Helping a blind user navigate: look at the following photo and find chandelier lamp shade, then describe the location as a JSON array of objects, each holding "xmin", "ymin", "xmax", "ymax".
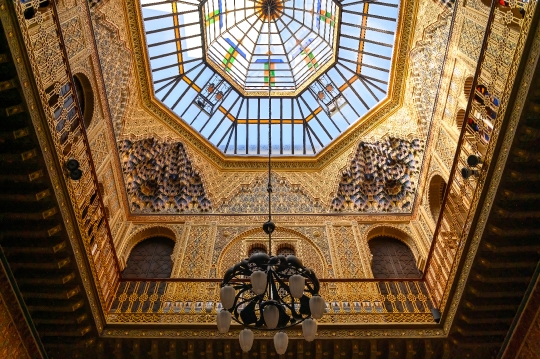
[{"xmin": 216, "ymin": 5, "xmax": 324, "ymax": 353}]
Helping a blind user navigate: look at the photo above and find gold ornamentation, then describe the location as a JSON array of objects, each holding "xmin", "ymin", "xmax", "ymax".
[{"xmin": 332, "ymin": 137, "xmax": 423, "ymax": 213}]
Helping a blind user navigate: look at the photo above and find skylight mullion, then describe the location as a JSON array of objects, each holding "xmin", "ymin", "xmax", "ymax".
[
  {"xmin": 246, "ymin": 100, "xmax": 249, "ymax": 154},
  {"xmin": 304, "ymin": 90, "xmax": 341, "ymax": 132},
  {"xmin": 158, "ymin": 77, "xmax": 182, "ymax": 102},
  {"xmin": 144, "ymin": 8, "xmax": 198, "ymax": 21},
  {"xmin": 291, "ymin": 98, "xmax": 294, "ymax": 155},
  {"xmin": 294, "ymin": 98, "xmax": 310, "ymax": 154},
  {"xmin": 334, "ymin": 63, "xmax": 370, "ymax": 110},
  {"xmin": 341, "ymin": 23, "xmax": 395, "ymax": 35},
  {"xmin": 279, "ymin": 99, "xmax": 283, "ymax": 154},
  {"xmin": 339, "ymin": 46, "xmax": 392, "ymax": 61},
  {"xmin": 141, "ymin": 0, "xmax": 199, "ymax": 8},
  {"xmin": 149, "ymin": 45, "xmax": 203, "ymax": 61},
  {"xmin": 151, "ymin": 57, "xmax": 201, "ymax": 72},
  {"xmin": 342, "ymin": 9, "xmax": 396, "ymax": 22},
  {"xmin": 341, "ymin": 0, "xmax": 398, "ymax": 8},
  {"xmin": 340, "ymin": 34, "xmax": 393, "ymax": 48},
  {"xmin": 338, "ymin": 56, "xmax": 389, "ymax": 73},
  {"xmin": 176, "ymin": 66, "xmax": 210, "ymax": 114},
  {"xmin": 148, "ymin": 33, "xmax": 200, "ymax": 48},
  {"xmin": 146, "ymin": 21, "xmax": 201, "ymax": 35},
  {"xmin": 325, "ymin": 72, "xmax": 360, "ymax": 122},
  {"xmin": 360, "ymin": 75, "xmax": 387, "ymax": 94},
  {"xmin": 298, "ymin": 95, "xmax": 330, "ymax": 143}
]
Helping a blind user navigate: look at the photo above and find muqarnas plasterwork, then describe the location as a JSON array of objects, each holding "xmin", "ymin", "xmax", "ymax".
[
  {"xmin": 331, "ymin": 137, "xmax": 423, "ymax": 212},
  {"xmin": 118, "ymin": 139, "xmax": 211, "ymax": 213}
]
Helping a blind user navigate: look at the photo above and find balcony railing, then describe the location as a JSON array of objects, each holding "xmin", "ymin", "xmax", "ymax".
[{"xmin": 109, "ymin": 280, "xmax": 433, "ymax": 324}]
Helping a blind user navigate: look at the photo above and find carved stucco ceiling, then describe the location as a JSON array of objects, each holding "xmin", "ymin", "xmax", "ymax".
[{"xmin": 90, "ymin": 0, "xmax": 452, "ymax": 216}]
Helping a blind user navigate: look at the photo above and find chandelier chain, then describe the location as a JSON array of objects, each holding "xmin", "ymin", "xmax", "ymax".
[{"xmin": 267, "ymin": 4, "xmax": 272, "ymax": 256}]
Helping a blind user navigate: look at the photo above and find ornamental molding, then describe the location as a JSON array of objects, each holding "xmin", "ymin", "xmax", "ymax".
[{"xmin": 120, "ymin": 0, "xmax": 418, "ymax": 170}]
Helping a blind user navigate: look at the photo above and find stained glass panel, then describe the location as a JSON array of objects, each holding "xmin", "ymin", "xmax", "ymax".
[{"xmin": 140, "ymin": 0, "xmax": 400, "ymax": 155}]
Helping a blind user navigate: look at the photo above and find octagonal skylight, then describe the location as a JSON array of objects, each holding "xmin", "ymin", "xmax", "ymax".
[
  {"xmin": 203, "ymin": 0, "xmax": 339, "ymax": 94},
  {"xmin": 140, "ymin": 0, "xmax": 400, "ymax": 155}
]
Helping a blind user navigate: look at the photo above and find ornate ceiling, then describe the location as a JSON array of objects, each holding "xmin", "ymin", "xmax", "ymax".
[
  {"xmin": 138, "ymin": 0, "xmax": 400, "ymax": 155},
  {"xmin": 86, "ymin": 0, "xmax": 457, "ymax": 216}
]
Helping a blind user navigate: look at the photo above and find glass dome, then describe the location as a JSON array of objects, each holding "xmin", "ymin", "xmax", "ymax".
[
  {"xmin": 140, "ymin": 0, "xmax": 400, "ymax": 155},
  {"xmin": 203, "ymin": 0, "xmax": 339, "ymax": 94}
]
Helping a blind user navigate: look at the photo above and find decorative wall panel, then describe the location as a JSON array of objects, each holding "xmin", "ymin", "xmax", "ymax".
[
  {"xmin": 217, "ymin": 227, "xmax": 326, "ymax": 279},
  {"xmin": 330, "ymin": 225, "xmax": 365, "ymax": 277},
  {"xmin": 217, "ymin": 174, "xmax": 323, "ymax": 214},
  {"xmin": 435, "ymin": 127, "xmax": 456, "ymax": 170},
  {"xmin": 410, "ymin": 11, "xmax": 452, "ymax": 131},
  {"xmin": 175, "ymin": 225, "xmax": 216, "ymax": 278},
  {"xmin": 62, "ymin": 16, "xmax": 85, "ymax": 59},
  {"xmin": 118, "ymin": 139, "xmax": 211, "ymax": 213},
  {"xmin": 331, "ymin": 137, "xmax": 423, "ymax": 212},
  {"xmin": 89, "ymin": 131, "xmax": 108, "ymax": 171},
  {"xmin": 92, "ymin": 12, "xmax": 131, "ymax": 134},
  {"xmin": 458, "ymin": 17, "xmax": 485, "ymax": 61}
]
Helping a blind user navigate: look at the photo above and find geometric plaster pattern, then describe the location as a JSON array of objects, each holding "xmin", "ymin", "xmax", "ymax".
[
  {"xmin": 216, "ymin": 173, "xmax": 324, "ymax": 214},
  {"xmin": 93, "ymin": 12, "xmax": 131, "ymax": 134},
  {"xmin": 410, "ymin": 11, "xmax": 452, "ymax": 132}
]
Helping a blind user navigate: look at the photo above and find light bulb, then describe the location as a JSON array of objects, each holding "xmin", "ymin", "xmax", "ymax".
[
  {"xmin": 250, "ymin": 271, "xmax": 267, "ymax": 295},
  {"xmin": 216, "ymin": 310, "xmax": 231, "ymax": 334},
  {"xmin": 289, "ymin": 274, "xmax": 305, "ymax": 299},
  {"xmin": 273, "ymin": 332, "xmax": 289, "ymax": 355},
  {"xmin": 302, "ymin": 318, "xmax": 317, "ymax": 342},
  {"xmin": 263, "ymin": 303, "xmax": 279, "ymax": 329},
  {"xmin": 309, "ymin": 295, "xmax": 325, "ymax": 320},
  {"xmin": 220, "ymin": 286, "xmax": 235, "ymax": 310},
  {"xmin": 239, "ymin": 329, "xmax": 254, "ymax": 352}
]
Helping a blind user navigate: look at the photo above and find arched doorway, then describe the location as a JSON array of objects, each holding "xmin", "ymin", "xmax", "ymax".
[
  {"xmin": 369, "ymin": 236, "xmax": 421, "ymax": 278},
  {"xmin": 122, "ymin": 237, "xmax": 175, "ymax": 278}
]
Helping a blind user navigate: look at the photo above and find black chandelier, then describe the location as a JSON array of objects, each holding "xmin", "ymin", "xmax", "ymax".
[{"xmin": 216, "ymin": 3, "xmax": 325, "ymax": 354}]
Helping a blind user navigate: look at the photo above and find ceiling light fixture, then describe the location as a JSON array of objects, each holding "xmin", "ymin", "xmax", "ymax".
[{"xmin": 217, "ymin": 4, "xmax": 325, "ymax": 354}]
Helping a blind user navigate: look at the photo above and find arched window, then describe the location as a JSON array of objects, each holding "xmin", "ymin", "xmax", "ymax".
[
  {"xmin": 276, "ymin": 245, "xmax": 295, "ymax": 257},
  {"xmin": 369, "ymin": 237, "xmax": 421, "ymax": 279},
  {"xmin": 455, "ymin": 108, "xmax": 465, "ymax": 130},
  {"xmin": 463, "ymin": 76, "xmax": 473, "ymax": 98},
  {"xmin": 248, "ymin": 245, "xmax": 267, "ymax": 257},
  {"xmin": 122, "ymin": 237, "xmax": 174, "ymax": 278},
  {"xmin": 73, "ymin": 73, "xmax": 94, "ymax": 128},
  {"xmin": 428, "ymin": 175, "xmax": 447, "ymax": 223}
]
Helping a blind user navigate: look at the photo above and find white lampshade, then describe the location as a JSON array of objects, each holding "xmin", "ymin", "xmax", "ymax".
[
  {"xmin": 309, "ymin": 295, "xmax": 325, "ymax": 320},
  {"xmin": 216, "ymin": 310, "xmax": 231, "ymax": 333},
  {"xmin": 289, "ymin": 274, "xmax": 305, "ymax": 299},
  {"xmin": 263, "ymin": 304, "xmax": 279, "ymax": 329},
  {"xmin": 239, "ymin": 329, "xmax": 254, "ymax": 352},
  {"xmin": 220, "ymin": 286, "xmax": 235, "ymax": 310},
  {"xmin": 273, "ymin": 332, "xmax": 289, "ymax": 355},
  {"xmin": 250, "ymin": 271, "xmax": 267, "ymax": 295},
  {"xmin": 302, "ymin": 318, "xmax": 317, "ymax": 342}
]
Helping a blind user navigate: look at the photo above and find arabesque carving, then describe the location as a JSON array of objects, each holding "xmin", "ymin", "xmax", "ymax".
[
  {"xmin": 118, "ymin": 139, "xmax": 211, "ymax": 213},
  {"xmin": 217, "ymin": 173, "xmax": 324, "ymax": 214},
  {"xmin": 331, "ymin": 137, "xmax": 423, "ymax": 212},
  {"xmin": 410, "ymin": 11, "xmax": 453, "ymax": 132}
]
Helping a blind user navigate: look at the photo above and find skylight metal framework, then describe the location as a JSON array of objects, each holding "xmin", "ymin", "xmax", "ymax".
[
  {"xmin": 203, "ymin": 0, "xmax": 339, "ymax": 94},
  {"xmin": 141, "ymin": 0, "xmax": 399, "ymax": 155}
]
